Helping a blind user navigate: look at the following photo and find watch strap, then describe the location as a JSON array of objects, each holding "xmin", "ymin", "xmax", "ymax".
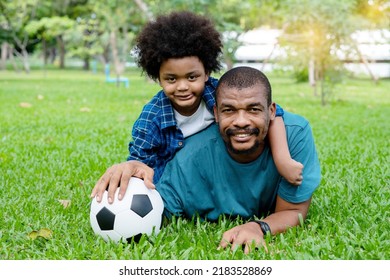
[{"xmin": 251, "ymin": 220, "xmax": 272, "ymax": 236}]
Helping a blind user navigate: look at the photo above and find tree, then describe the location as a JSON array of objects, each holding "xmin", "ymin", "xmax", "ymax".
[
  {"xmin": 25, "ymin": 16, "xmax": 75, "ymax": 69},
  {"xmin": 66, "ymin": 15, "xmax": 104, "ymax": 70},
  {"xmin": 0, "ymin": 0, "xmax": 41, "ymax": 73},
  {"xmin": 90, "ymin": 0, "xmax": 146, "ymax": 83},
  {"xmin": 279, "ymin": 1, "xmax": 347, "ymax": 100},
  {"xmin": 278, "ymin": 0, "xmax": 389, "ymax": 105}
]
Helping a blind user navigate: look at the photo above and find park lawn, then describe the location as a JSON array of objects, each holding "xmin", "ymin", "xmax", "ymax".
[{"xmin": 0, "ymin": 68, "xmax": 388, "ymax": 260}]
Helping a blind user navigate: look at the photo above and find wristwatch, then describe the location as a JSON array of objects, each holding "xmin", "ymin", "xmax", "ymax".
[{"xmin": 251, "ymin": 220, "xmax": 272, "ymax": 236}]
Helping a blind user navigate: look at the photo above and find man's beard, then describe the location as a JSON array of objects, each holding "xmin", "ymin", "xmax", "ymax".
[
  {"xmin": 226, "ymin": 139, "xmax": 261, "ymax": 155},
  {"xmin": 225, "ymin": 127, "xmax": 261, "ymax": 155}
]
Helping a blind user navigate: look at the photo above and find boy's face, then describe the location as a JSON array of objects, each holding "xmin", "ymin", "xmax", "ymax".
[{"xmin": 159, "ymin": 56, "xmax": 208, "ymax": 116}]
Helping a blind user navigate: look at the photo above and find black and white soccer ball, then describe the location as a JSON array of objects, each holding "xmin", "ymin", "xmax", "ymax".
[{"xmin": 90, "ymin": 177, "xmax": 164, "ymax": 243}]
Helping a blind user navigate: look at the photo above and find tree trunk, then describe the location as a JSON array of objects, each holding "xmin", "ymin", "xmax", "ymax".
[
  {"xmin": 109, "ymin": 30, "xmax": 125, "ymax": 86},
  {"xmin": 353, "ymin": 42, "xmax": 378, "ymax": 84},
  {"xmin": 0, "ymin": 42, "xmax": 8, "ymax": 70},
  {"xmin": 133, "ymin": 0, "xmax": 154, "ymax": 20},
  {"xmin": 21, "ymin": 48, "xmax": 30, "ymax": 73},
  {"xmin": 57, "ymin": 35, "xmax": 65, "ymax": 69},
  {"xmin": 309, "ymin": 58, "xmax": 317, "ymax": 96},
  {"xmin": 320, "ymin": 77, "xmax": 325, "ymax": 106},
  {"xmin": 83, "ymin": 57, "xmax": 90, "ymax": 70},
  {"xmin": 9, "ymin": 46, "xmax": 19, "ymax": 72},
  {"xmin": 50, "ymin": 47, "xmax": 56, "ymax": 64},
  {"xmin": 42, "ymin": 39, "xmax": 48, "ymax": 65}
]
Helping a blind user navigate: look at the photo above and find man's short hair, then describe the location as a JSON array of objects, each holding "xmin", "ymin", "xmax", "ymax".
[{"xmin": 216, "ymin": 66, "xmax": 272, "ymax": 106}]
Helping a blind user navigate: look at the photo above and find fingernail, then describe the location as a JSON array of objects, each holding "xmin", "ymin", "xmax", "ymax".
[
  {"xmin": 108, "ymin": 197, "xmax": 113, "ymax": 204},
  {"xmin": 118, "ymin": 194, "xmax": 122, "ymax": 200}
]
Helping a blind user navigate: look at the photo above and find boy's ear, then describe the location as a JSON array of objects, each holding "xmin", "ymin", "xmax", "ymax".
[
  {"xmin": 269, "ymin": 102, "xmax": 276, "ymax": 121},
  {"xmin": 213, "ymin": 105, "xmax": 218, "ymax": 122}
]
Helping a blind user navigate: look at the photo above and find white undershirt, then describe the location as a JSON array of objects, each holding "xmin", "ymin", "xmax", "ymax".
[{"xmin": 174, "ymin": 100, "xmax": 215, "ymax": 138}]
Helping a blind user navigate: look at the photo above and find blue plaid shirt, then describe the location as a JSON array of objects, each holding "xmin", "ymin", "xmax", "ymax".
[{"xmin": 127, "ymin": 76, "xmax": 284, "ymax": 183}]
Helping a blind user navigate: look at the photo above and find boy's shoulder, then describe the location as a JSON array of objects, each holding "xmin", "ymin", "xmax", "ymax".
[
  {"xmin": 136, "ymin": 90, "xmax": 176, "ymax": 128},
  {"xmin": 207, "ymin": 76, "xmax": 219, "ymax": 87},
  {"xmin": 142, "ymin": 90, "xmax": 170, "ymax": 111}
]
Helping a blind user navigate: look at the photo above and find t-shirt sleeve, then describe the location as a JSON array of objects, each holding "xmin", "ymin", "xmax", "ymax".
[{"xmin": 275, "ymin": 103, "xmax": 284, "ymax": 117}]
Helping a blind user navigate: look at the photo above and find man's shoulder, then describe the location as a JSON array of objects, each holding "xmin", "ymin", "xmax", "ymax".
[
  {"xmin": 173, "ymin": 123, "xmax": 219, "ymax": 159},
  {"xmin": 283, "ymin": 111, "xmax": 310, "ymax": 129},
  {"xmin": 185, "ymin": 123, "xmax": 219, "ymax": 144}
]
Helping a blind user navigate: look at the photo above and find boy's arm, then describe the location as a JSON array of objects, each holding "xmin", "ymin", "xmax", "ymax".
[
  {"xmin": 268, "ymin": 116, "xmax": 304, "ymax": 186},
  {"xmin": 90, "ymin": 160, "xmax": 155, "ymax": 204},
  {"xmin": 91, "ymin": 122, "xmax": 160, "ymax": 203}
]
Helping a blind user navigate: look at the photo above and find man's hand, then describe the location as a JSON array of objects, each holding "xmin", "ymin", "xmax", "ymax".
[
  {"xmin": 218, "ymin": 222, "xmax": 268, "ymax": 254},
  {"xmin": 90, "ymin": 160, "xmax": 155, "ymax": 204}
]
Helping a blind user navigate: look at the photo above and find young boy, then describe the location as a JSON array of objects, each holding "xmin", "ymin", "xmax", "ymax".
[{"xmin": 91, "ymin": 11, "xmax": 303, "ymax": 203}]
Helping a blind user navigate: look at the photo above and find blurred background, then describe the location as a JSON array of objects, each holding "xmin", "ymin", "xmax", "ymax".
[{"xmin": 1, "ymin": 0, "xmax": 389, "ymax": 101}]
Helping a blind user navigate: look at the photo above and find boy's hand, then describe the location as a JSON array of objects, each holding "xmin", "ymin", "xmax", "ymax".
[
  {"xmin": 90, "ymin": 160, "xmax": 155, "ymax": 204},
  {"xmin": 280, "ymin": 159, "xmax": 304, "ymax": 186}
]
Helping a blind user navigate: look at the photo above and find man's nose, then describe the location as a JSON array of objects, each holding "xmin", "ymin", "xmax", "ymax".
[{"xmin": 233, "ymin": 110, "xmax": 250, "ymax": 127}]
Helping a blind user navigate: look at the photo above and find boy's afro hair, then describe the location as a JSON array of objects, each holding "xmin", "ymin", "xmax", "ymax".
[{"xmin": 134, "ymin": 11, "xmax": 223, "ymax": 81}]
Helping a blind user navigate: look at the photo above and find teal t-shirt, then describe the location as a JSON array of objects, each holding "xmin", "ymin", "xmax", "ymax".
[{"xmin": 157, "ymin": 112, "xmax": 321, "ymax": 221}]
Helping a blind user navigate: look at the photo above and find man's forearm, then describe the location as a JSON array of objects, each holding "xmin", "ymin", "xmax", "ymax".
[{"xmin": 261, "ymin": 197, "xmax": 311, "ymax": 235}]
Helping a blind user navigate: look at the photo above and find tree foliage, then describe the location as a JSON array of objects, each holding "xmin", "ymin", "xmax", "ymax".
[
  {"xmin": 0, "ymin": 0, "xmax": 388, "ymax": 100},
  {"xmin": 277, "ymin": 0, "xmax": 389, "ymax": 104}
]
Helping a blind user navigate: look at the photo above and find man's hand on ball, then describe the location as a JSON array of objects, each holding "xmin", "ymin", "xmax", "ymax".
[{"xmin": 90, "ymin": 160, "xmax": 155, "ymax": 204}]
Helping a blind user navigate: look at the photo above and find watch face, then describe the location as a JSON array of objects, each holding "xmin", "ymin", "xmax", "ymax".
[
  {"xmin": 259, "ymin": 221, "xmax": 271, "ymax": 235},
  {"xmin": 251, "ymin": 220, "xmax": 270, "ymax": 235}
]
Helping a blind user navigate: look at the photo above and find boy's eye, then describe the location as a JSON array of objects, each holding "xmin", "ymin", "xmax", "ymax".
[
  {"xmin": 166, "ymin": 77, "xmax": 176, "ymax": 83},
  {"xmin": 188, "ymin": 75, "xmax": 197, "ymax": 81}
]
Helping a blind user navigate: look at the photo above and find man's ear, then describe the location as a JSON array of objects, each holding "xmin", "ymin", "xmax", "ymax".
[{"xmin": 213, "ymin": 105, "xmax": 219, "ymax": 123}]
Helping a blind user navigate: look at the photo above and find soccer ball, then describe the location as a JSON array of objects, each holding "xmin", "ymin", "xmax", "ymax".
[{"xmin": 90, "ymin": 177, "xmax": 164, "ymax": 243}]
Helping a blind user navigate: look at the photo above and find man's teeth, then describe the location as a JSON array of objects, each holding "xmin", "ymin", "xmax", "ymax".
[{"xmin": 236, "ymin": 134, "xmax": 250, "ymax": 137}]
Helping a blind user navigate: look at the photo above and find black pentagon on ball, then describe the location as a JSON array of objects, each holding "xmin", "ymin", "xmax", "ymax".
[
  {"xmin": 130, "ymin": 194, "xmax": 153, "ymax": 218},
  {"xmin": 96, "ymin": 206, "xmax": 115, "ymax": 230},
  {"xmin": 126, "ymin": 233, "xmax": 143, "ymax": 244}
]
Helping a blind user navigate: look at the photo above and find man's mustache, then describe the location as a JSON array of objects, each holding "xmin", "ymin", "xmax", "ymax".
[{"xmin": 226, "ymin": 127, "xmax": 260, "ymax": 136}]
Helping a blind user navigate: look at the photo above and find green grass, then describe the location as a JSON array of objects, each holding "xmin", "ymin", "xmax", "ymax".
[{"xmin": 0, "ymin": 68, "xmax": 389, "ymax": 260}]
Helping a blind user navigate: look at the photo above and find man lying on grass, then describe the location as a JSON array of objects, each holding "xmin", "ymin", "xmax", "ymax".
[
  {"xmin": 156, "ymin": 66, "xmax": 321, "ymax": 253},
  {"xmin": 92, "ymin": 66, "xmax": 321, "ymax": 253}
]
